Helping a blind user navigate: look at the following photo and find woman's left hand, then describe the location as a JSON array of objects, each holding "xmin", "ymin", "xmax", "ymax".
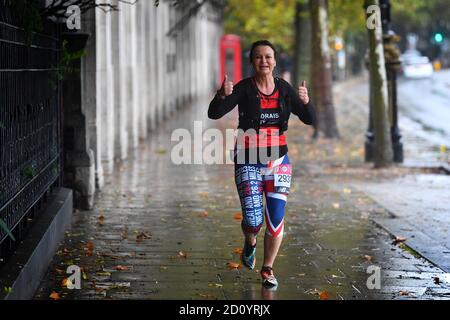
[{"xmin": 298, "ymin": 80, "xmax": 310, "ymax": 105}]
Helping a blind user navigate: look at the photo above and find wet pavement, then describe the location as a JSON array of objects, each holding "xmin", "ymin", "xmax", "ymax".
[
  {"xmin": 352, "ymin": 174, "xmax": 450, "ymax": 273},
  {"xmin": 34, "ymin": 89, "xmax": 450, "ymax": 300}
]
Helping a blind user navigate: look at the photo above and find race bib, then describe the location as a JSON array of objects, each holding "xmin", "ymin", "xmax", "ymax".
[{"xmin": 273, "ymin": 164, "xmax": 292, "ymax": 194}]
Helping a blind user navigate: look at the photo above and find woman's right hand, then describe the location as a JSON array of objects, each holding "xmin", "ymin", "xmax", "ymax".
[{"xmin": 218, "ymin": 74, "xmax": 234, "ymax": 98}]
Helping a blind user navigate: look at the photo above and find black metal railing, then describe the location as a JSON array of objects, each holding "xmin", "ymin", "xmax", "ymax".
[{"xmin": 0, "ymin": 2, "xmax": 62, "ymax": 262}]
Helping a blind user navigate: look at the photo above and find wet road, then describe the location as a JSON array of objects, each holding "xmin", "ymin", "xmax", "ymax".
[{"xmin": 398, "ymin": 70, "xmax": 450, "ymax": 145}]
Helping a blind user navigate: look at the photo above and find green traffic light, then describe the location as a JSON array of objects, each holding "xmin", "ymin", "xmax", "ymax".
[{"xmin": 434, "ymin": 33, "xmax": 443, "ymax": 43}]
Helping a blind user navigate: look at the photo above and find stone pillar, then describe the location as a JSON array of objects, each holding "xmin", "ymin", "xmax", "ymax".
[
  {"xmin": 200, "ymin": 7, "xmax": 207, "ymax": 95},
  {"xmin": 162, "ymin": 3, "xmax": 167, "ymax": 119},
  {"xmin": 157, "ymin": 4, "xmax": 164, "ymax": 123},
  {"xmin": 167, "ymin": 5, "xmax": 175, "ymax": 116},
  {"xmin": 81, "ymin": 9, "xmax": 104, "ymax": 190},
  {"xmin": 175, "ymin": 7, "xmax": 182, "ymax": 109},
  {"xmin": 193, "ymin": 16, "xmax": 199, "ymax": 100},
  {"xmin": 130, "ymin": 4, "xmax": 139, "ymax": 149},
  {"xmin": 62, "ymin": 32, "xmax": 95, "ymax": 210},
  {"xmin": 147, "ymin": 3, "xmax": 156, "ymax": 132},
  {"xmin": 96, "ymin": 5, "xmax": 115, "ymax": 178},
  {"xmin": 111, "ymin": 1, "xmax": 122, "ymax": 161},
  {"xmin": 186, "ymin": 16, "xmax": 192, "ymax": 101},
  {"xmin": 105, "ymin": 6, "xmax": 115, "ymax": 174},
  {"xmin": 138, "ymin": 0, "xmax": 148, "ymax": 139},
  {"xmin": 117, "ymin": 1, "xmax": 129, "ymax": 160},
  {"xmin": 176, "ymin": 7, "xmax": 183, "ymax": 108},
  {"xmin": 187, "ymin": 17, "xmax": 193, "ymax": 102}
]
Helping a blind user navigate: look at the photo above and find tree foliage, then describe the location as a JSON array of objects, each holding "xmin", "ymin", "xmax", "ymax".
[
  {"xmin": 224, "ymin": 0, "xmax": 296, "ymax": 52},
  {"xmin": 328, "ymin": 0, "xmax": 366, "ymax": 37}
]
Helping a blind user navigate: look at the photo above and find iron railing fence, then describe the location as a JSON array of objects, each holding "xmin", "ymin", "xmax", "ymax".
[{"xmin": 0, "ymin": 1, "xmax": 62, "ymax": 262}]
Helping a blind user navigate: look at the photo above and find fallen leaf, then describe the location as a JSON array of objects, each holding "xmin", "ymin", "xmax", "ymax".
[
  {"xmin": 115, "ymin": 265, "xmax": 130, "ymax": 271},
  {"xmin": 178, "ymin": 251, "xmax": 187, "ymax": 258},
  {"xmin": 233, "ymin": 213, "xmax": 243, "ymax": 221},
  {"xmin": 233, "ymin": 248, "xmax": 243, "ymax": 255},
  {"xmin": 155, "ymin": 149, "xmax": 167, "ymax": 155},
  {"xmin": 136, "ymin": 231, "xmax": 152, "ymax": 242},
  {"xmin": 198, "ymin": 191, "xmax": 209, "ymax": 197},
  {"xmin": 97, "ymin": 215, "xmax": 105, "ymax": 225},
  {"xmin": 319, "ymin": 291, "xmax": 330, "ymax": 300},
  {"xmin": 96, "ymin": 272, "xmax": 112, "ymax": 277},
  {"xmin": 160, "ymin": 266, "xmax": 168, "ymax": 271},
  {"xmin": 61, "ymin": 278, "xmax": 71, "ymax": 288},
  {"xmin": 198, "ymin": 211, "xmax": 209, "ymax": 218},
  {"xmin": 399, "ymin": 290, "xmax": 409, "ymax": 296},
  {"xmin": 298, "ymin": 273, "xmax": 306, "ymax": 277},
  {"xmin": 49, "ymin": 291, "xmax": 60, "ymax": 300},
  {"xmin": 343, "ymin": 188, "xmax": 352, "ymax": 194},
  {"xmin": 227, "ymin": 262, "xmax": 241, "ymax": 269},
  {"xmin": 83, "ymin": 241, "xmax": 94, "ymax": 256},
  {"xmin": 82, "ymin": 272, "xmax": 88, "ymax": 280},
  {"xmin": 208, "ymin": 283, "xmax": 223, "ymax": 288},
  {"xmin": 392, "ymin": 236, "xmax": 407, "ymax": 245},
  {"xmin": 364, "ymin": 255, "xmax": 373, "ymax": 262}
]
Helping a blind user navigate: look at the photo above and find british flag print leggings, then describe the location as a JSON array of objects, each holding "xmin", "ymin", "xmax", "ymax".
[{"xmin": 235, "ymin": 154, "xmax": 292, "ymax": 238}]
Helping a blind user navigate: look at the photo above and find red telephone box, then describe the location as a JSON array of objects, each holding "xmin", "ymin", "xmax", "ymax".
[{"xmin": 220, "ymin": 34, "xmax": 242, "ymax": 86}]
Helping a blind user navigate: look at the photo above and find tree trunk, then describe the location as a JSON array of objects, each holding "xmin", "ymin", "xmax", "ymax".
[
  {"xmin": 292, "ymin": 0, "xmax": 311, "ymax": 88},
  {"xmin": 365, "ymin": 0, "xmax": 393, "ymax": 168},
  {"xmin": 310, "ymin": 0, "xmax": 339, "ymax": 138}
]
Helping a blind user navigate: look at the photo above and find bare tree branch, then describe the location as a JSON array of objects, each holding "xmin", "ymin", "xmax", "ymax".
[{"xmin": 39, "ymin": 0, "xmax": 138, "ymax": 19}]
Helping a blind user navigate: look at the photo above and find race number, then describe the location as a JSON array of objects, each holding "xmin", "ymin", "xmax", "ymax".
[{"xmin": 273, "ymin": 164, "xmax": 292, "ymax": 194}]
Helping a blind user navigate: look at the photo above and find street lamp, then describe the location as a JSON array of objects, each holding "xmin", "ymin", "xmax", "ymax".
[{"xmin": 365, "ymin": 0, "xmax": 403, "ymax": 163}]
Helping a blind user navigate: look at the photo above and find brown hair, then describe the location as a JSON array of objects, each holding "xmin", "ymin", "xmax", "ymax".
[{"xmin": 249, "ymin": 40, "xmax": 278, "ymax": 63}]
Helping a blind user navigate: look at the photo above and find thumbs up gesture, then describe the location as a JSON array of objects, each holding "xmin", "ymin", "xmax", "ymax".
[
  {"xmin": 218, "ymin": 74, "xmax": 234, "ymax": 98},
  {"xmin": 298, "ymin": 80, "xmax": 310, "ymax": 105}
]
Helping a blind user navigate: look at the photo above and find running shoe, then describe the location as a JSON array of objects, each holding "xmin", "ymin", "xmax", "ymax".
[
  {"xmin": 260, "ymin": 266, "xmax": 278, "ymax": 287},
  {"xmin": 241, "ymin": 239, "xmax": 257, "ymax": 270}
]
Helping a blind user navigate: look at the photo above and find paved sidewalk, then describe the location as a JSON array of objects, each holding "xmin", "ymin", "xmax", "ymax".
[
  {"xmin": 34, "ymin": 91, "xmax": 450, "ymax": 300},
  {"xmin": 333, "ymin": 75, "xmax": 450, "ymax": 281}
]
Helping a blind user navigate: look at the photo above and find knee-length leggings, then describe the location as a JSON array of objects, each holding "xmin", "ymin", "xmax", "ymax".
[{"xmin": 235, "ymin": 154, "xmax": 291, "ymax": 238}]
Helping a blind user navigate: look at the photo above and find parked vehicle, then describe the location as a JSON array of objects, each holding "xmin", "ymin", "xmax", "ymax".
[{"xmin": 400, "ymin": 53, "xmax": 434, "ymax": 79}]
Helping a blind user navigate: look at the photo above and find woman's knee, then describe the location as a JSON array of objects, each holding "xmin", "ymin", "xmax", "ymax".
[
  {"xmin": 242, "ymin": 220, "xmax": 263, "ymax": 235},
  {"xmin": 265, "ymin": 221, "xmax": 284, "ymax": 238}
]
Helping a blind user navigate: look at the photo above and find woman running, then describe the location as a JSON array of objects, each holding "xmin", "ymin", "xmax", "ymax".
[{"xmin": 208, "ymin": 40, "xmax": 315, "ymax": 287}]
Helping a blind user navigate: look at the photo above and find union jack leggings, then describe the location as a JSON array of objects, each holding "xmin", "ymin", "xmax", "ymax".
[{"xmin": 234, "ymin": 154, "xmax": 292, "ymax": 238}]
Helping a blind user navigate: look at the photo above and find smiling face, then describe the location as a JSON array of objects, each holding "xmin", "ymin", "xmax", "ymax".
[{"xmin": 251, "ymin": 45, "xmax": 277, "ymax": 77}]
